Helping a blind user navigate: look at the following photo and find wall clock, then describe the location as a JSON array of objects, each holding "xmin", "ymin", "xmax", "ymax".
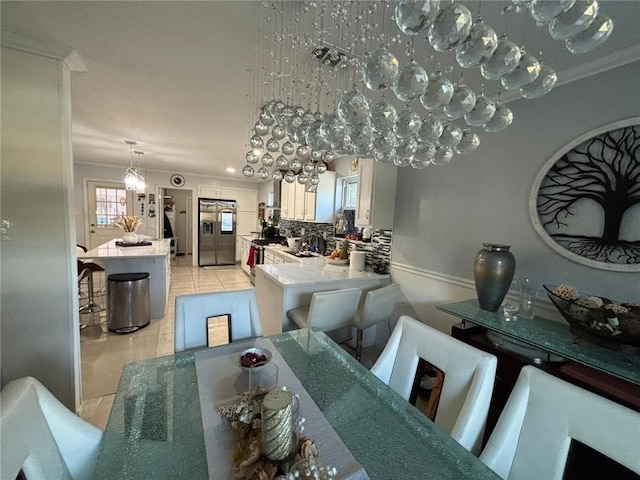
[{"xmin": 170, "ymin": 174, "xmax": 185, "ymax": 188}]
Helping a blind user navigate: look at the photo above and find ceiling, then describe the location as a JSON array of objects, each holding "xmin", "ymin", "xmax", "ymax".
[{"xmin": 2, "ymin": 1, "xmax": 639, "ymax": 180}]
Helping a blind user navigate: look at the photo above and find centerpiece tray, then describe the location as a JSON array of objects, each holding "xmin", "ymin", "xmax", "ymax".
[{"xmin": 116, "ymin": 240, "xmax": 152, "ymax": 247}]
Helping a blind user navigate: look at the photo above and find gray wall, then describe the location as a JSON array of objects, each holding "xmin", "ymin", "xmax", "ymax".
[
  {"xmin": 392, "ymin": 61, "xmax": 640, "ymax": 328},
  {"xmin": 1, "ymin": 46, "xmax": 79, "ymax": 409}
]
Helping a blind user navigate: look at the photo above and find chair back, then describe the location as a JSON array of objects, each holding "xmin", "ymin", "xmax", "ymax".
[
  {"xmin": 353, "ymin": 283, "xmax": 402, "ymax": 330},
  {"xmin": 174, "ymin": 288, "xmax": 263, "ymax": 352},
  {"xmin": 0, "ymin": 377, "xmax": 102, "ymax": 480},
  {"xmin": 480, "ymin": 365, "xmax": 640, "ymax": 479},
  {"xmin": 371, "ymin": 315, "xmax": 497, "ymax": 454},
  {"xmin": 307, "ymin": 288, "xmax": 363, "ymax": 332}
]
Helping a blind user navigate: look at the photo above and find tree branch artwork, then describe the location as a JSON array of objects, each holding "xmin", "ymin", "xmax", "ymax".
[{"xmin": 536, "ymin": 124, "xmax": 640, "ymax": 267}]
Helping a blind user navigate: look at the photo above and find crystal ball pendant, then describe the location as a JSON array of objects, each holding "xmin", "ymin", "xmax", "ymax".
[
  {"xmin": 393, "ymin": 60, "xmax": 428, "ymax": 102},
  {"xmin": 362, "ymin": 48, "xmax": 399, "ymax": 91}
]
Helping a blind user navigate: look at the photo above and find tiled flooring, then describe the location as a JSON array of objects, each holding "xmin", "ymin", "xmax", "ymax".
[{"xmin": 78, "ymin": 255, "xmax": 252, "ymax": 429}]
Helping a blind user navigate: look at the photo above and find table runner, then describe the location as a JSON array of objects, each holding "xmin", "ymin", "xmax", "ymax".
[{"xmin": 195, "ymin": 337, "xmax": 369, "ymax": 480}]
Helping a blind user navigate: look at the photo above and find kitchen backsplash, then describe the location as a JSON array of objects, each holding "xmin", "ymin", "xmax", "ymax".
[{"xmin": 279, "ymin": 219, "xmax": 392, "ymax": 273}]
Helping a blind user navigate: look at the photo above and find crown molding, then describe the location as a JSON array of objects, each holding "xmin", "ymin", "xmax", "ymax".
[{"xmin": 1, "ymin": 31, "xmax": 87, "ymax": 72}]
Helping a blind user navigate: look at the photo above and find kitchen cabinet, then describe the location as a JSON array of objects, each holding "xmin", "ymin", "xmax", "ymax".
[
  {"xmin": 355, "ymin": 158, "xmax": 397, "ymax": 229},
  {"xmin": 284, "ymin": 172, "xmax": 336, "ymax": 223},
  {"xmin": 239, "ymin": 237, "xmax": 252, "ymax": 275}
]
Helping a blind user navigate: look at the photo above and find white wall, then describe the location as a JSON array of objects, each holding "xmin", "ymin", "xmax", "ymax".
[
  {"xmin": 391, "ymin": 60, "xmax": 640, "ymax": 332},
  {"xmin": 73, "ymin": 163, "xmax": 258, "ymax": 246},
  {"xmin": 1, "ymin": 46, "xmax": 79, "ymax": 409}
]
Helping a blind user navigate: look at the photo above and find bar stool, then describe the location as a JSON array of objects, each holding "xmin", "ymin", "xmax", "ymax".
[
  {"xmin": 352, "ymin": 283, "xmax": 402, "ymax": 362},
  {"xmin": 76, "ymin": 245, "xmax": 105, "ymax": 315},
  {"xmin": 286, "ymin": 288, "xmax": 363, "ymax": 332}
]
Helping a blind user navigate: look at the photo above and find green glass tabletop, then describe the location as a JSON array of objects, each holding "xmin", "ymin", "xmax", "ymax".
[
  {"xmin": 437, "ymin": 300, "xmax": 640, "ymax": 386},
  {"xmin": 92, "ymin": 330, "xmax": 500, "ymax": 479}
]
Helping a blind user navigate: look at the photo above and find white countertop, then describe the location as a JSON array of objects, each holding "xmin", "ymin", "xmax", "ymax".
[
  {"xmin": 78, "ymin": 238, "xmax": 171, "ymax": 260},
  {"xmin": 257, "ymin": 262, "xmax": 389, "ymax": 286}
]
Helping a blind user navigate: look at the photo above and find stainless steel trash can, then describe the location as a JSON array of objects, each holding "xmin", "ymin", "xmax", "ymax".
[{"xmin": 107, "ymin": 273, "xmax": 150, "ymax": 333}]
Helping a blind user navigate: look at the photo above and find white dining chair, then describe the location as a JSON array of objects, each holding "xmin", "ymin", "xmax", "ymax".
[
  {"xmin": 480, "ymin": 365, "xmax": 640, "ymax": 479},
  {"xmin": 371, "ymin": 315, "xmax": 497, "ymax": 455},
  {"xmin": 0, "ymin": 376, "xmax": 103, "ymax": 480},
  {"xmin": 286, "ymin": 287, "xmax": 363, "ymax": 332},
  {"xmin": 174, "ymin": 288, "xmax": 263, "ymax": 352},
  {"xmin": 352, "ymin": 283, "xmax": 402, "ymax": 362}
]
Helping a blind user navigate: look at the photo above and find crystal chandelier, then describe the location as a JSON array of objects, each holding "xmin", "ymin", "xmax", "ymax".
[
  {"xmin": 124, "ymin": 140, "xmax": 145, "ymax": 192},
  {"xmin": 241, "ymin": 0, "xmax": 614, "ymax": 176}
]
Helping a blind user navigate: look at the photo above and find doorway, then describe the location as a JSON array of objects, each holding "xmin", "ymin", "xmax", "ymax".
[
  {"xmin": 161, "ymin": 188, "xmax": 193, "ymax": 256},
  {"xmin": 86, "ymin": 181, "xmax": 134, "ymax": 249}
]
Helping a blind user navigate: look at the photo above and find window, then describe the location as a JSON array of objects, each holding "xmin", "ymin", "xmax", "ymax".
[
  {"xmin": 95, "ymin": 186, "xmax": 128, "ymax": 226},
  {"xmin": 343, "ymin": 177, "xmax": 358, "ymax": 209}
]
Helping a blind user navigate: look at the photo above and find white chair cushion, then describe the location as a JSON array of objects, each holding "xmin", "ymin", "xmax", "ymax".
[
  {"xmin": 0, "ymin": 377, "xmax": 102, "ymax": 480},
  {"xmin": 353, "ymin": 283, "xmax": 402, "ymax": 330},
  {"xmin": 480, "ymin": 365, "xmax": 640, "ymax": 479},
  {"xmin": 286, "ymin": 288, "xmax": 362, "ymax": 332},
  {"xmin": 174, "ymin": 288, "xmax": 263, "ymax": 352},
  {"xmin": 371, "ymin": 315, "xmax": 497, "ymax": 454}
]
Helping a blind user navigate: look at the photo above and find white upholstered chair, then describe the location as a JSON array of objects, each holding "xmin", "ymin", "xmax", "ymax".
[
  {"xmin": 480, "ymin": 365, "xmax": 640, "ymax": 479},
  {"xmin": 0, "ymin": 377, "xmax": 103, "ymax": 480},
  {"xmin": 174, "ymin": 288, "xmax": 263, "ymax": 352},
  {"xmin": 352, "ymin": 283, "xmax": 402, "ymax": 362},
  {"xmin": 371, "ymin": 315, "xmax": 497, "ymax": 455},
  {"xmin": 286, "ymin": 288, "xmax": 363, "ymax": 332}
]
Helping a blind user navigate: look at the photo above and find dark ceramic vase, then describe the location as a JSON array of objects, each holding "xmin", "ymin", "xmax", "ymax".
[{"xmin": 474, "ymin": 243, "xmax": 516, "ymax": 312}]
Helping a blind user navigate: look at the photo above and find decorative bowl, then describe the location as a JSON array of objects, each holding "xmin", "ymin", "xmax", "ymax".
[
  {"xmin": 238, "ymin": 347, "xmax": 272, "ymax": 372},
  {"xmin": 544, "ymin": 284, "xmax": 640, "ymax": 347}
]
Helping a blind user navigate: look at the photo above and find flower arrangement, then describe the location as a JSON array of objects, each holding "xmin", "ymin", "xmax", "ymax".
[{"xmin": 113, "ymin": 215, "xmax": 141, "ymax": 233}]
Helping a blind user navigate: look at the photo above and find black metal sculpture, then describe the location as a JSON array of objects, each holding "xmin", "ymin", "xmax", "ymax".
[{"xmin": 536, "ymin": 124, "xmax": 640, "ymax": 267}]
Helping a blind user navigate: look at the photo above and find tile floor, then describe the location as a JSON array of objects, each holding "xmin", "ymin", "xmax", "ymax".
[{"xmin": 78, "ymin": 255, "xmax": 252, "ymax": 429}]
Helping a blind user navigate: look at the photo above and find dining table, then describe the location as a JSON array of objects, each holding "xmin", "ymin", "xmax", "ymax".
[{"xmin": 91, "ymin": 329, "xmax": 501, "ymax": 479}]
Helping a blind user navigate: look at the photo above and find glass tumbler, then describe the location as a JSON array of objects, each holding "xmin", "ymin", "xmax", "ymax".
[{"xmin": 518, "ymin": 278, "xmax": 539, "ymax": 320}]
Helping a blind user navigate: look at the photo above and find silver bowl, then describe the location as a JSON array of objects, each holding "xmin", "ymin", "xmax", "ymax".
[{"xmin": 238, "ymin": 347, "xmax": 272, "ymax": 372}]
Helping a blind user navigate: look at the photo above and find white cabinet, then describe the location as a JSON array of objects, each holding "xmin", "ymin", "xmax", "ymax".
[
  {"xmin": 239, "ymin": 237, "xmax": 252, "ymax": 274},
  {"xmin": 282, "ymin": 172, "xmax": 336, "ymax": 223},
  {"xmin": 355, "ymin": 158, "xmax": 397, "ymax": 229},
  {"xmin": 264, "ymin": 250, "xmax": 276, "ymax": 264}
]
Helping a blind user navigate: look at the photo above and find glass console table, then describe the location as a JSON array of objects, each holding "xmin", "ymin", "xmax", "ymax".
[{"xmin": 92, "ymin": 330, "xmax": 500, "ymax": 479}]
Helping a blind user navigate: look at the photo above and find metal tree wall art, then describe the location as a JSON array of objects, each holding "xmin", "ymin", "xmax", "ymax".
[{"xmin": 531, "ymin": 120, "xmax": 640, "ymax": 272}]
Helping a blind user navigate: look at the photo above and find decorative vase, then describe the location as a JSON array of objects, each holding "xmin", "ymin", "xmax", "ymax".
[
  {"xmin": 122, "ymin": 232, "xmax": 138, "ymax": 244},
  {"xmin": 473, "ymin": 243, "xmax": 516, "ymax": 312}
]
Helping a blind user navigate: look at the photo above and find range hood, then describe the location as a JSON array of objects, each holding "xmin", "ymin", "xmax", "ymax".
[{"xmin": 266, "ymin": 180, "xmax": 282, "ymax": 208}]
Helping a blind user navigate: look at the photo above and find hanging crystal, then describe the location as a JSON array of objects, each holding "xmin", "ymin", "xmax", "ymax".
[
  {"xmin": 413, "ymin": 141, "xmax": 437, "ymax": 165},
  {"xmin": 548, "ymin": 0, "xmax": 598, "ymax": 40},
  {"xmin": 259, "ymin": 110, "xmax": 275, "ymax": 127},
  {"xmin": 483, "ymin": 103, "xmax": 513, "ymax": 132},
  {"xmin": 455, "ymin": 20, "xmax": 498, "ymax": 68},
  {"xmin": 480, "ymin": 39, "xmax": 521, "ymax": 80},
  {"xmin": 455, "ymin": 129, "xmax": 480, "ymax": 153},
  {"xmin": 394, "ymin": 109, "xmax": 423, "ymax": 138},
  {"xmin": 245, "ymin": 150, "xmax": 260, "ymax": 164},
  {"xmin": 289, "ymin": 158, "xmax": 302, "ymax": 170},
  {"xmin": 393, "ymin": 59, "xmax": 428, "ymax": 102},
  {"xmin": 337, "ymin": 90, "xmax": 371, "ymax": 126},
  {"xmin": 417, "ymin": 114, "xmax": 443, "ymax": 143},
  {"xmin": 306, "ymin": 121, "xmax": 330, "ymax": 151},
  {"xmin": 316, "ymin": 161, "xmax": 328, "ymax": 174},
  {"xmin": 410, "ymin": 157, "xmax": 430, "ymax": 169},
  {"xmin": 284, "ymin": 170, "xmax": 296, "ymax": 183},
  {"xmin": 322, "ymin": 152, "xmax": 334, "ymax": 163},
  {"xmin": 271, "ymin": 169, "xmax": 283, "ymax": 181},
  {"xmin": 349, "ymin": 123, "xmax": 375, "ymax": 153},
  {"xmin": 420, "ymin": 71, "xmax": 454, "ymax": 110},
  {"xmin": 276, "ymin": 155, "xmax": 289, "ymax": 169},
  {"xmin": 444, "ymin": 81, "xmax": 476, "ymax": 119},
  {"xmin": 256, "ymin": 167, "xmax": 270, "ymax": 180},
  {"xmin": 395, "ymin": 0, "xmax": 441, "ymax": 35},
  {"xmin": 565, "ymin": 14, "xmax": 613, "ymax": 54},
  {"xmin": 464, "ymin": 94, "xmax": 496, "ymax": 126},
  {"xmin": 310, "ymin": 150, "xmax": 323, "ymax": 161},
  {"xmin": 266, "ymin": 138, "xmax": 280, "ymax": 152},
  {"xmin": 320, "ymin": 113, "xmax": 348, "ymax": 144},
  {"xmin": 501, "ymin": 53, "xmax": 541, "ymax": 90},
  {"xmin": 362, "ymin": 48, "xmax": 399, "ymax": 90},
  {"xmin": 530, "ymin": 0, "xmax": 576, "ymax": 24},
  {"xmin": 262, "ymin": 153, "xmax": 274, "ymax": 167},
  {"xmin": 242, "ymin": 164, "xmax": 255, "ymax": 178},
  {"xmin": 250, "ymin": 134, "xmax": 264, "ymax": 149},
  {"xmin": 303, "ymin": 161, "xmax": 315, "ymax": 174},
  {"xmin": 373, "ymin": 149, "xmax": 394, "ymax": 164},
  {"xmin": 297, "ymin": 173, "xmax": 308, "ymax": 184},
  {"xmin": 271, "ymin": 124, "xmax": 286, "ymax": 140},
  {"xmin": 282, "ymin": 141, "xmax": 295, "ymax": 156},
  {"xmin": 254, "ymin": 121, "xmax": 269, "ymax": 136},
  {"xmin": 295, "ymin": 145, "xmax": 310, "ymax": 160},
  {"xmin": 370, "ymin": 99, "xmax": 397, "ymax": 132},
  {"xmin": 427, "ymin": 3, "xmax": 473, "ymax": 52},
  {"xmin": 438, "ymin": 123, "xmax": 463, "ymax": 148},
  {"xmin": 519, "ymin": 65, "xmax": 557, "ymax": 98},
  {"xmin": 393, "ymin": 157, "xmax": 412, "ymax": 168},
  {"xmin": 394, "ymin": 136, "xmax": 418, "ymax": 159},
  {"xmin": 431, "ymin": 146, "xmax": 454, "ymax": 165},
  {"xmin": 374, "ymin": 130, "xmax": 398, "ymax": 153}
]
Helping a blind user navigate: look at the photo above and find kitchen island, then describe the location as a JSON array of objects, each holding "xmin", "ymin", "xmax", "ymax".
[
  {"xmin": 255, "ymin": 262, "xmax": 390, "ymax": 334},
  {"xmin": 78, "ymin": 239, "xmax": 171, "ymax": 319}
]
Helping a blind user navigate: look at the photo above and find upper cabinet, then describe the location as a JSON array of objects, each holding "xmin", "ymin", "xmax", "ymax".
[
  {"xmin": 199, "ymin": 186, "xmax": 258, "ymax": 235},
  {"xmin": 355, "ymin": 158, "xmax": 397, "ymax": 229},
  {"xmin": 281, "ymin": 172, "xmax": 336, "ymax": 223}
]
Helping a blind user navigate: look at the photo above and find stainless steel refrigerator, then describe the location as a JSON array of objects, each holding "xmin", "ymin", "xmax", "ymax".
[{"xmin": 198, "ymin": 198, "xmax": 237, "ymax": 266}]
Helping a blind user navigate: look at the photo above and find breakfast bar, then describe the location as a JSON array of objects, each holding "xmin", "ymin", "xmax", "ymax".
[
  {"xmin": 78, "ymin": 239, "xmax": 171, "ymax": 319},
  {"xmin": 255, "ymin": 263, "xmax": 390, "ymax": 335}
]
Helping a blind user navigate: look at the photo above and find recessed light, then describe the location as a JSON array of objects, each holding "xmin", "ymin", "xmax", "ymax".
[{"xmin": 226, "ymin": 167, "xmax": 236, "ymax": 173}]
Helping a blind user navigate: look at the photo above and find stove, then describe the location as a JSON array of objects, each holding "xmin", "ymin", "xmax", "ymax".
[
  {"xmin": 249, "ymin": 236, "xmax": 286, "ymax": 284},
  {"xmin": 251, "ymin": 236, "xmax": 286, "ymax": 246}
]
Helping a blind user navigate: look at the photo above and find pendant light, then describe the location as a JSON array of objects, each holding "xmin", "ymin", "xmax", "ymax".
[{"xmin": 124, "ymin": 139, "xmax": 145, "ymax": 192}]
